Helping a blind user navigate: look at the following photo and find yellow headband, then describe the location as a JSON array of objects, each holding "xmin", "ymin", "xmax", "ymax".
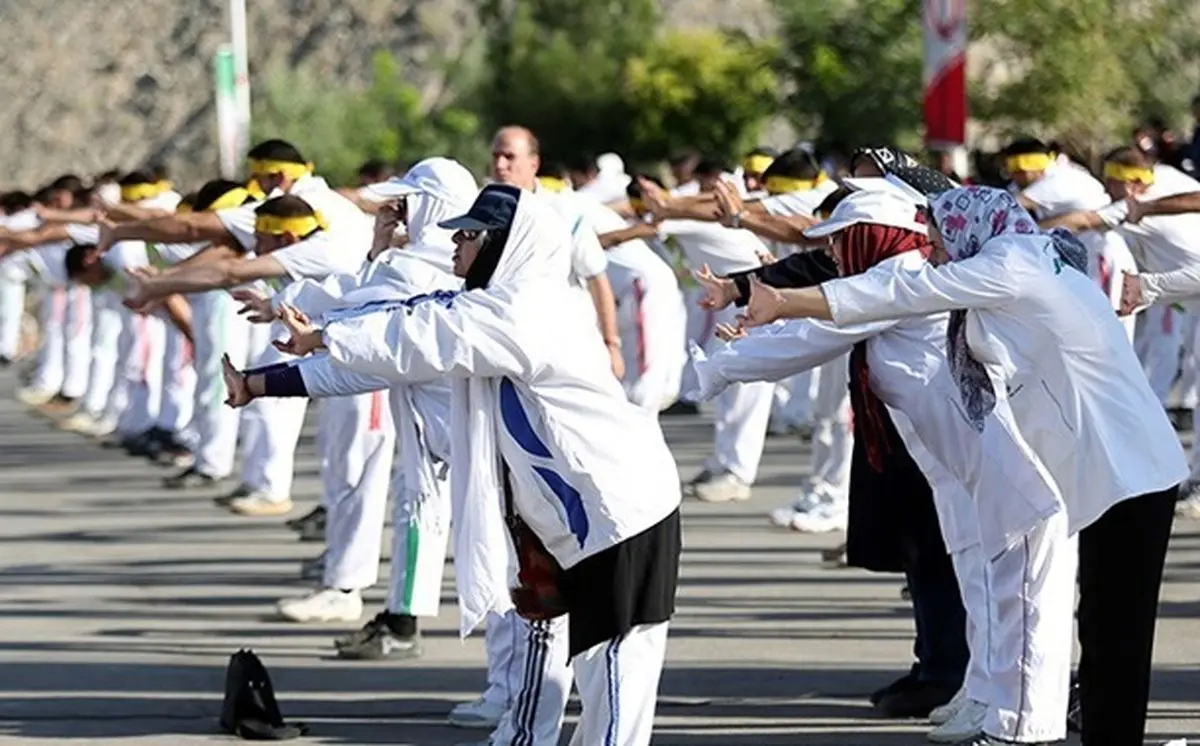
[
  {"xmin": 254, "ymin": 211, "xmax": 329, "ymax": 237},
  {"xmin": 743, "ymin": 154, "xmax": 775, "ymax": 175},
  {"xmin": 1103, "ymin": 162, "xmax": 1155, "ymax": 185},
  {"xmin": 248, "ymin": 158, "xmax": 314, "ymax": 181},
  {"xmin": 765, "ymin": 172, "xmax": 828, "ymax": 195},
  {"xmin": 176, "ymin": 203, "xmax": 193, "ymax": 214},
  {"xmin": 245, "ymin": 179, "xmax": 267, "ymax": 200},
  {"xmin": 537, "ymin": 176, "xmax": 569, "ymax": 193},
  {"xmin": 120, "ymin": 181, "xmax": 171, "ymax": 203},
  {"xmin": 628, "ymin": 197, "xmax": 647, "ymax": 213},
  {"xmin": 1004, "ymin": 153, "xmax": 1053, "ymax": 174},
  {"xmin": 206, "ymin": 187, "xmax": 252, "ymax": 212}
]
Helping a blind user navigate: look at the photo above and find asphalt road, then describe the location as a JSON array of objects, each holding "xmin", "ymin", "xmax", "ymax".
[{"xmin": 0, "ymin": 370, "xmax": 1197, "ymax": 745}]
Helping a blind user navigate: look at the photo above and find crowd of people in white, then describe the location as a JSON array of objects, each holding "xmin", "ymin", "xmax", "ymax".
[{"xmin": 1, "ymin": 128, "xmax": 1197, "ymax": 746}]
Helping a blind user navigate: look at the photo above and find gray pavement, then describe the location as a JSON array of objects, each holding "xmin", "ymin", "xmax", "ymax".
[{"xmin": 0, "ymin": 369, "xmax": 1197, "ymax": 745}]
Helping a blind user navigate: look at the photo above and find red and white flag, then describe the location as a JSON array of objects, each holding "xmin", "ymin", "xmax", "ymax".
[{"xmin": 923, "ymin": 0, "xmax": 967, "ymax": 148}]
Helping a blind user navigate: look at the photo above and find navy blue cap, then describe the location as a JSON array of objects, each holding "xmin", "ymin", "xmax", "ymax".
[{"xmin": 438, "ymin": 183, "xmax": 521, "ymax": 231}]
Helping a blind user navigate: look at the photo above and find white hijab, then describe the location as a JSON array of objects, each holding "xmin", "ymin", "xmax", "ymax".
[
  {"xmin": 399, "ymin": 158, "xmax": 479, "ymax": 275},
  {"xmin": 451, "ymin": 189, "xmax": 575, "ymax": 637}
]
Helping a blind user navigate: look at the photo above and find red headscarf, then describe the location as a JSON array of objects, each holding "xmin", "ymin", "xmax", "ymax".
[{"xmin": 838, "ymin": 223, "xmax": 932, "ymax": 472}]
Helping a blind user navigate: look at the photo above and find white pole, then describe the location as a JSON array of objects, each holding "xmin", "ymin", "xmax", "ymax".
[
  {"xmin": 213, "ymin": 45, "xmax": 239, "ymax": 180},
  {"xmin": 229, "ymin": 0, "xmax": 251, "ymax": 168}
]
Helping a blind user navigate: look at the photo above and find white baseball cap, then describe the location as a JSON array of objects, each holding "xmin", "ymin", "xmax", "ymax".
[
  {"xmin": 363, "ymin": 157, "xmax": 478, "ymax": 203},
  {"xmin": 803, "ymin": 187, "xmax": 928, "ymax": 239}
]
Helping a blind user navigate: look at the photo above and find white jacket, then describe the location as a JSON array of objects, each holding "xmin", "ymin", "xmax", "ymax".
[
  {"xmin": 824, "ymin": 234, "xmax": 1188, "ymax": 535},
  {"xmin": 693, "ymin": 251, "xmax": 1063, "ymax": 557},
  {"xmin": 320, "ymin": 190, "xmax": 682, "ymax": 635}
]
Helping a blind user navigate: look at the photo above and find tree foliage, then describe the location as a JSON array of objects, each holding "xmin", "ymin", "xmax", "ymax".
[
  {"xmin": 623, "ymin": 30, "xmax": 779, "ymax": 162},
  {"xmin": 252, "ymin": 51, "xmax": 487, "ymax": 185},
  {"xmin": 773, "ymin": 0, "xmax": 924, "ymax": 152}
]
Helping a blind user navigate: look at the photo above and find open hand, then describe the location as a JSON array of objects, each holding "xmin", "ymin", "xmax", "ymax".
[
  {"xmin": 1119, "ymin": 272, "xmax": 1145, "ymax": 316},
  {"xmin": 273, "ymin": 304, "xmax": 324, "ymax": 356},
  {"xmin": 738, "ymin": 275, "xmax": 786, "ymax": 329},
  {"xmin": 693, "ymin": 263, "xmax": 737, "ymax": 311},
  {"xmin": 635, "ymin": 176, "xmax": 671, "ymax": 216},
  {"xmin": 222, "ymin": 354, "xmax": 252, "ymax": 408},
  {"xmin": 370, "ymin": 200, "xmax": 405, "ymax": 260},
  {"xmin": 1124, "ymin": 197, "xmax": 1148, "ymax": 225},
  {"xmin": 94, "ymin": 216, "xmax": 118, "ymax": 255},
  {"xmin": 714, "ymin": 321, "xmax": 746, "ymax": 341},
  {"xmin": 231, "ymin": 287, "xmax": 276, "ymax": 324}
]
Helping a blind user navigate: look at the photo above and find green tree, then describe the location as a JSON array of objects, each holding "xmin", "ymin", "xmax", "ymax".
[
  {"xmin": 252, "ymin": 51, "xmax": 487, "ymax": 185},
  {"xmin": 774, "ymin": 0, "xmax": 924, "ymax": 152},
  {"xmin": 622, "ymin": 30, "xmax": 780, "ymax": 161},
  {"xmin": 469, "ymin": 0, "xmax": 659, "ymax": 161},
  {"xmin": 972, "ymin": 0, "xmax": 1200, "ymax": 153}
]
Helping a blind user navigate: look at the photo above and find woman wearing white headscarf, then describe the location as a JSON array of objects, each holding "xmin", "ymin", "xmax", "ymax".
[
  {"xmin": 228, "ymin": 158, "xmax": 478, "ymax": 653},
  {"xmin": 225, "ymin": 184, "xmax": 682, "ymax": 746},
  {"xmin": 739, "ymin": 185, "xmax": 1185, "ymax": 746}
]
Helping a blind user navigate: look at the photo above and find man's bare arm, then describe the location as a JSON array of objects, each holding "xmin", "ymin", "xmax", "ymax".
[
  {"xmin": 734, "ymin": 212, "xmax": 818, "ymax": 245},
  {"xmin": 105, "ymin": 212, "xmax": 237, "ymax": 252},
  {"xmin": 138, "ymin": 255, "xmax": 286, "ymax": 299},
  {"xmin": 1039, "ymin": 210, "xmax": 1107, "ymax": 233},
  {"xmin": 0, "ymin": 224, "xmax": 72, "ymax": 253},
  {"xmin": 160, "ymin": 294, "xmax": 195, "ymax": 343},
  {"xmin": 597, "ymin": 222, "xmax": 658, "ymax": 249},
  {"xmin": 1130, "ymin": 191, "xmax": 1200, "ymax": 220}
]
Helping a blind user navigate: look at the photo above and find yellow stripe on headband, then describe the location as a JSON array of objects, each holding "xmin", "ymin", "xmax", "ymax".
[
  {"xmin": 254, "ymin": 211, "xmax": 329, "ymax": 236},
  {"xmin": 1103, "ymin": 162, "xmax": 1155, "ymax": 185},
  {"xmin": 764, "ymin": 172, "xmax": 828, "ymax": 195},
  {"xmin": 120, "ymin": 181, "xmax": 172, "ymax": 203},
  {"xmin": 628, "ymin": 198, "xmax": 647, "ymax": 213},
  {"xmin": 245, "ymin": 179, "xmax": 267, "ymax": 200},
  {"xmin": 248, "ymin": 158, "xmax": 315, "ymax": 181},
  {"xmin": 537, "ymin": 176, "xmax": 569, "ymax": 193},
  {"xmin": 207, "ymin": 187, "xmax": 252, "ymax": 212},
  {"xmin": 176, "ymin": 203, "xmax": 193, "ymax": 215},
  {"xmin": 743, "ymin": 154, "xmax": 775, "ymax": 175},
  {"xmin": 1004, "ymin": 153, "xmax": 1053, "ymax": 174}
]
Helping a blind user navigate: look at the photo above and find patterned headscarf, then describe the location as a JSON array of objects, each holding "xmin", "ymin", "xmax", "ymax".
[{"xmin": 927, "ymin": 186, "xmax": 1088, "ymax": 431}]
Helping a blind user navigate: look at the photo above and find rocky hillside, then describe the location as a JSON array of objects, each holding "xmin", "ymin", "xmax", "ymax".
[{"xmin": 0, "ymin": 0, "xmax": 775, "ymax": 190}]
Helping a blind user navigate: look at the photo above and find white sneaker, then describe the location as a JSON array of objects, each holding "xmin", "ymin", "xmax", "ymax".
[
  {"xmin": 929, "ymin": 685, "xmax": 967, "ymax": 725},
  {"xmin": 927, "ymin": 698, "xmax": 985, "ymax": 742},
  {"xmin": 693, "ymin": 472, "xmax": 752, "ymax": 503},
  {"xmin": 276, "ymin": 588, "xmax": 363, "ymax": 623},
  {"xmin": 228, "ymin": 493, "xmax": 295, "ymax": 517},
  {"xmin": 16, "ymin": 386, "xmax": 55, "ymax": 407},
  {"xmin": 1177, "ymin": 483, "xmax": 1200, "ymax": 519},
  {"xmin": 769, "ymin": 491, "xmax": 821, "ymax": 527},
  {"xmin": 60, "ymin": 412, "xmax": 117, "ymax": 437},
  {"xmin": 789, "ymin": 501, "xmax": 848, "ymax": 533},
  {"xmin": 448, "ymin": 696, "xmax": 507, "ymax": 729}
]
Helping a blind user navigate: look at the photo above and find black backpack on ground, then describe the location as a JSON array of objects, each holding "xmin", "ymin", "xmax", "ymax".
[{"xmin": 219, "ymin": 649, "xmax": 308, "ymax": 740}]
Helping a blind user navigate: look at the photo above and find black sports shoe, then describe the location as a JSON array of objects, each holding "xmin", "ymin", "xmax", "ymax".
[
  {"xmin": 1066, "ymin": 676, "xmax": 1081, "ymax": 733},
  {"xmin": 286, "ymin": 506, "xmax": 327, "ymax": 542},
  {"xmin": 870, "ymin": 668, "xmax": 918, "ymax": 706},
  {"xmin": 335, "ymin": 612, "xmax": 422, "ymax": 660},
  {"xmin": 875, "ymin": 679, "xmax": 957, "ymax": 718},
  {"xmin": 164, "ymin": 466, "xmax": 222, "ymax": 490}
]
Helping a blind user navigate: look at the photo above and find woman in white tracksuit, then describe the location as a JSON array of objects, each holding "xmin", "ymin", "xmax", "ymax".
[
  {"xmin": 691, "ymin": 188, "xmax": 1069, "ymax": 744},
  {"xmin": 225, "ymin": 183, "xmax": 683, "ymax": 746},
  {"xmin": 746, "ymin": 185, "xmax": 1185, "ymax": 746}
]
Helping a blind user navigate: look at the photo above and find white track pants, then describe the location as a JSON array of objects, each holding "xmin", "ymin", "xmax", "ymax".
[
  {"xmin": 703, "ymin": 306, "xmax": 774, "ymax": 484},
  {"xmin": 238, "ymin": 321, "xmax": 307, "ymax": 497},
  {"xmin": 61, "ymin": 286, "xmax": 92, "ymax": 399},
  {"xmin": 320, "ymin": 391, "xmax": 394, "ymax": 590},
  {"xmin": 81, "ymin": 291, "xmax": 123, "ymax": 418},
  {"xmin": 803, "ymin": 357, "xmax": 852, "ymax": 501},
  {"xmin": 1135, "ymin": 305, "xmax": 1183, "ymax": 406},
  {"xmin": 0, "ymin": 259, "xmax": 26, "ymax": 360},
  {"xmin": 488, "ymin": 613, "xmax": 573, "ymax": 746},
  {"xmin": 109, "ymin": 310, "xmax": 165, "ymax": 436},
  {"xmin": 566, "ymin": 623, "xmax": 669, "ymax": 746},
  {"xmin": 31, "ymin": 286, "xmax": 67, "ymax": 393},
  {"xmin": 190, "ymin": 292, "xmax": 251, "ymax": 478},
  {"xmin": 982, "ymin": 511, "xmax": 1075, "ymax": 743},
  {"xmin": 156, "ymin": 326, "xmax": 195, "ymax": 435},
  {"xmin": 951, "ymin": 543, "xmax": 991, "ymax": 706},
  {"xmin": 386, "ymin": 472, "xmax": 451, "ymax": 617}
]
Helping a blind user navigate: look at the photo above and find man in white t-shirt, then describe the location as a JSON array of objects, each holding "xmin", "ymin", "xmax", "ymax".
[{"xmin": 598, "ymin": 170, "xmax": 777, "ymax": 504}]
